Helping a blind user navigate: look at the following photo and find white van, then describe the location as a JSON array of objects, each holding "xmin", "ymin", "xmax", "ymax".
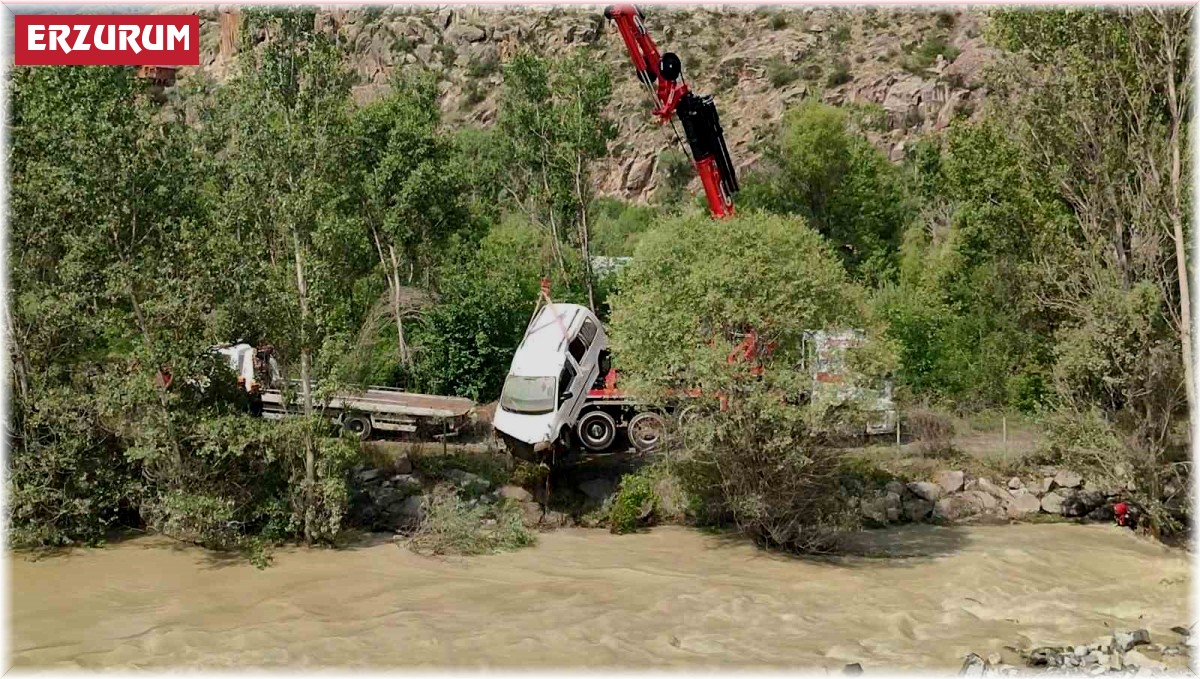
[{"xmin": 493, "ymin": 303, "xmax": 607, "ymax": 458}]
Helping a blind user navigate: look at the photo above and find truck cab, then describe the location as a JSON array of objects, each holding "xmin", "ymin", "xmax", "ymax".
[{"xmin": 493, "ymin": 303, "xmax": 606, "ymax": 459}]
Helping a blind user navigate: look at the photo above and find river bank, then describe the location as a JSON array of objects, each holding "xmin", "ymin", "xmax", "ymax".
[{"xmin": 10, "ymin": 523, "xmax": 1189, "ymax": 670}]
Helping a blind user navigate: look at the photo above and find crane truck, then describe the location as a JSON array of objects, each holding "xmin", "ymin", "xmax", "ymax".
[{"xmin": 491, "ymin": 5, "xmax": 896, "ymax": 462}]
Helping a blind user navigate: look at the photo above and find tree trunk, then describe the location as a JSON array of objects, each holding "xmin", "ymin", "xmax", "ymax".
[
  {"xmin": 574, "ymin": 156, "xmax": 597, "ymax": 312},
  {"xmin": 1161, "ymin": 15, "xmax": 1194, "ymax": 430},
  {"xmin": 389, "ymin": 245, "xmax": 412, "ymax": 367},
  {"xmin": 6, "ymin": 309, "xmax": 30, "ymax": 405},
  {"xmin": 291, "ymin": 226, "xmax": 316, "ymax": 544}
]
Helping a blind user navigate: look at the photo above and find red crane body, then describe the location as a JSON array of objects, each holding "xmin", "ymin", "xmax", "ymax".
[{"xmin": 604, "ymin": 5, "xmax": 739, "ymax": 219}]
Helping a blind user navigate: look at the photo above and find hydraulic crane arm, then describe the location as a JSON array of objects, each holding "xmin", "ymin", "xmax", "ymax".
[{"xmin": 604, "ymin": 5, "xmax": 739, "ymax": 219}]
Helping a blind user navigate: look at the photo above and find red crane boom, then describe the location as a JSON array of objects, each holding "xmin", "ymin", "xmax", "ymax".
[{"xmin": 604, "ymin": 5, "xmax": 739, "ymax": 219}]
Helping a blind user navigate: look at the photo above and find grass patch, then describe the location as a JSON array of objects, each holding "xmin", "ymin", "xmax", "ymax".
[{"xmin": 830, "ymin": 24, "xmax": 851, "ymax": 44}]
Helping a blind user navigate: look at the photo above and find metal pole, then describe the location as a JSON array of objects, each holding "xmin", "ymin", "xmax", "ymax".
[{"xmin": 895, "ymin": 413, "xmax": 901, "ymax": 451}]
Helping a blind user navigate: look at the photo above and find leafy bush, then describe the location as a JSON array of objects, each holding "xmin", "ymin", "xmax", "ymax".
[
  {"xmin": 769, "ymin": 13, "xmax": 789, "ymax": 30},
  {"xmin": 609, "ymin": 472, "xmax": 658, "ymax": 533}
]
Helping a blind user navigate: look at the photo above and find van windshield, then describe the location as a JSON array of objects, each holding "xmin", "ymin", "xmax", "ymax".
[{"xmin": 500, "ymin": 375, "xmax": 557, "ymax": 415}]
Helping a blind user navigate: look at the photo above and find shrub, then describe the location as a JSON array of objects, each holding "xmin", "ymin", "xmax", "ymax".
[
  {"xmin": 830, "ymin": 24, "xmax": 851, "ymax": 44},
  {"xmin": 902, "ymin": 34, "xmax": 960, "ymax": 73},
  {"xmin": 767, "ymin": 59, "xmax": 800, "ymax": 88},
  {"xmin": 769, "ymin": 13, "xmax": 789, "ymax": 30},
  {"xmin": 407, "ymin": 485, "xmax": 535, "ymax": 555},
  {"xmin": 826, "ymin": 59, "xmax": 852, "ymax": 87},
  {"xmin": 609, "ymin": 472, "xmax": 658, "ymax": 533}
]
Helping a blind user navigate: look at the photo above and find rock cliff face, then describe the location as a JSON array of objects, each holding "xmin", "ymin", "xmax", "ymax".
[{"xmin": 193, "ymin": 5, "xmax": 996, "ymax": 202}]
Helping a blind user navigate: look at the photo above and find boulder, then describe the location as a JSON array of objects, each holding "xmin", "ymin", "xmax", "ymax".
[
  {"xmin": 1007, "ymin": 477, "xmax": 1024, "ymax": 490},
  {"xmin": 442, "ymin": 469, "xmax": 491, "ymax": 495},
  {"xmin": 934, "ymin": 495, "xmax": 976, "ymax": 522},
  {"xmin": 1062, "ymin": 490, "xmax": 1105, "ymax": 518},
  {"xmin": 357, "ymin": 468, "xmax": 381, "ymax": 483},
  {"xmin": 624, "ymin": 155, "xmax": 656, "ymax": 192},
  {"xmin": 1040, "ymin": 491, "xmax": 1065, "ymax": 515},
  {"xmin": 842, "ymin": 663, "xmax": 863, "ymax": 676},
  {"xmin": 393, "ymin": 452, "xmax": 414, "ymax": 475},
  {"xmin": 389, "ymin": 474, "xmax": 422, "ymax": 495},
  {"xmin": 936, "ymin": 470, "xmax": 966, "ymax": 495},
  {"xmin": 1040, "ymin": 477, "xmax": 1055, "ymax": 494},
  {"xmin": 517, "ymin": 500, "xmax": 543, "ymax": 527},
  {"xmin": 974, "ymin": 479, "xmax": 1009, "ymax": 502},
  {"xmin": 904, "ymin": 497, "xmax": 934, "ymax": 522},
  {"xmin": 396, "ymin": 494, "xmax": 425, "ymax": 525},
  {"xmin": 1053, "ymin": 470, "xmax": 1083, "ymax": 490},
  {"xmin": 446, "ymin": 22, "xmax": 487, "ymax": 43},
  {"xmin": 961, "ymin": 490, "xmax": 999, "ymax": 512},
  {"xmin": 498, "ymin": 484, "xmax": 533, "ymax": 503},
  {"xmin": 960, "ymin": 653, "xmax": 988, "ymax": 676},
  {"xmin": 1027, "ymin": 647, "xmax": 1061, "ymax": 667},
  {"xmin": 908, "ymin": 481, "xmax": 943, "ymax": 502},
  {"xmin": 885, "ymin": 480, "xmax": 906, "ymax": 496},
  {"xmin": 886, "ymin": 506, "xmax": 901, "ymax": 523},
  {"xmin": 861, "ymin": 495, "xmax": 889, "ymax": 525},
  {"xmin": 1113, "ymin": 629, "xmax": 1151, "ymax": 653},
  {"xmin": 1006, "ymin": 492, "xmax": 1042, "ymax": 519}
]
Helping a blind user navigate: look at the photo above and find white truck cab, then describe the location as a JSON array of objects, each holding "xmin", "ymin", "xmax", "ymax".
[{"xmin": 493, "ymin": 303, "xmax": 606, "ymax": 458}]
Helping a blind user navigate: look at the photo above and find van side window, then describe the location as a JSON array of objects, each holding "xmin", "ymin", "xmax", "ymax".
[
  {"xmin": 568, "ymin": 334, "xmax": 587, "ymax": 363},
  {"xmin": 579, "ymin": 319, "xmax": 597, "ymax": 346},
  {"xmin": 558, "ymin": 362, "xmax": 577, "ymax": 406}
]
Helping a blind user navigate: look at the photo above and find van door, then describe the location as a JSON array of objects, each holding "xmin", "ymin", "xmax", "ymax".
[{"xmin": 552, "ymin": 359, "xmax": 585, "ymax": 441}]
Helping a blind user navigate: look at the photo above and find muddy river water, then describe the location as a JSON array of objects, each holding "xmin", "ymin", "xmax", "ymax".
[{"xmin": 9, "ymin": 523, "xmax": 1190, "ymax": 670}]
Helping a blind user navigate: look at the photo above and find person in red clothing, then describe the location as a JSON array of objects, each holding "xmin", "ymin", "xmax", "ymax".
[{"xmin": 1114, "ymin": 501, "xmax": 1142, "ymax": 529}]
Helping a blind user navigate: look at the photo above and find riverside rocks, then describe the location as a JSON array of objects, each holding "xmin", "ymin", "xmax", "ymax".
[
  {"xmin": 855, "ymin": 466, "xmax": 1137, "ymax": 528},
  {"xmin": 956, "ymin": 628, "xmax": 1190, "ymax": 676}
]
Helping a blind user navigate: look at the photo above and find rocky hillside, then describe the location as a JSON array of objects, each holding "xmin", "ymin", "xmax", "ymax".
[{"xmin": 193, "ymin": 5, "xmax": 997, "ymax": 202}]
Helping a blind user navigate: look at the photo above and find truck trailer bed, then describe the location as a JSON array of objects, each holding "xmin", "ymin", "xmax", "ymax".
[{"xmin": 259, "ymin": 384, "xmax": 476, "ymax": 435}]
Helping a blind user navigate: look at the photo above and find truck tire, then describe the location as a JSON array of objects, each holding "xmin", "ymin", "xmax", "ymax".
[
  {"xmin": 342, "ymin": 413, "xmax": 372, "ymax": 439},
  {"xmin": 576, "ymin": 410, "xmax": 617, "ymax": 452},
  {"xmin": 627, "ymin": 411, "xmax": 665, "ymax": 452}
]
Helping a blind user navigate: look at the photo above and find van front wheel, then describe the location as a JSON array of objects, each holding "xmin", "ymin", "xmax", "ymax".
[{"xmin": 576, "ymin": 410, "xmax": 617, "ymax": 452}]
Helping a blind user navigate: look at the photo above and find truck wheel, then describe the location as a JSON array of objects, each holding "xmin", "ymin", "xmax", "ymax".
[
  {"xmin": 576, "ymin": 410, "xmax": 617, "ymax": 452},
  {"xmin": 628, "ymin": 412, "xmax": 665, "ymax": 453},
  {"xmin": 342, "ymin": 413, "xmax": 372, "ymax": 439}
]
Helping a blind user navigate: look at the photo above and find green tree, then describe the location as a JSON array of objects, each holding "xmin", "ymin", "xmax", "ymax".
[
  {"xmin": 988, "ymin": 9, "xmax": 1192, "ymax": 487},
  {"xmin": 349, "ymin": 68, "xmax": 479, "ymax": 368},
  {"xmin": 497, "ymin": 49, "xmax": 617, "ymax": 311},
  {"xmin": 214, "ymin": 9, "xmax": 359, "ymax": 542},
  {"xmin": 739, "ymin": 101, "xmax": 914, "ymax": 284},
  {"xmin": 608, "ymin": 212, "xmax": 894, "ymax": 552}
]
